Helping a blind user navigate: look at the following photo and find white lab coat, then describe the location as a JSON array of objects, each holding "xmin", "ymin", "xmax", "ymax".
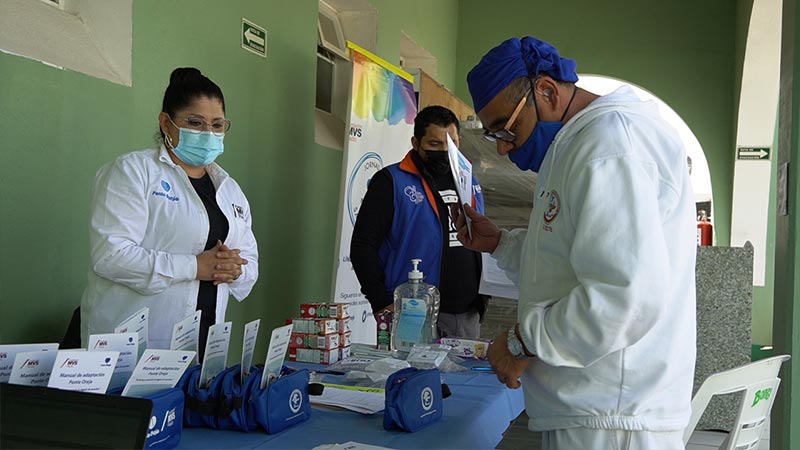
[
  {"xmin": 81, "ymin": 146, "xmax": 259, "ymax": 350},
  {"xmin": 493, "ymin": 86, "xmax": 696, "ymax": 432}
]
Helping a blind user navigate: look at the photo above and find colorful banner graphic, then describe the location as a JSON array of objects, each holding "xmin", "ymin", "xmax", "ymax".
[{"xmin": 333, "ymin": 43, "xmax": 417, "ymax": 345}]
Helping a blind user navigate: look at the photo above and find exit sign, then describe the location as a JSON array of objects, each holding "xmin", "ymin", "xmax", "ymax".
[
  {"xmin": 737, "ymin": 147, "xmax": 770, "ymax": 160},
  {"xmin": 241, "ymin": 18, "xmax": 266, "ymax": 58}
]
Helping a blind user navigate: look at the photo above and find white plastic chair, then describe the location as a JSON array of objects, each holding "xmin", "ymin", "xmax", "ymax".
[{"xmin": 683, "ymin": 354, "xmax": 791, "ymax": 450}]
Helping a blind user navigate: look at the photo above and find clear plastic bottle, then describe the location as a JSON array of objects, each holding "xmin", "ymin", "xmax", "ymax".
[{"xmin": 390, "ymin": 259, "xmax": 441, "ymax": 352}]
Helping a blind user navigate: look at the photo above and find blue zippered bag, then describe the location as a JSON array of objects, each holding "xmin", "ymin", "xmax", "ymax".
[
  {"xmin": 247, "ymin": 366, "xmax": 311, "ymax": 433},
  {"xmin": 107, "ymin": 386, "xmax": 184, "ymax": 449},
  {"xmin": 383, "ymin": 367, "xmax": 443, "ymax": 432}
]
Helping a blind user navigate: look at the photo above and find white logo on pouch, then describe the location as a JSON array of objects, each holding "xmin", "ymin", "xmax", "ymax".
[
  {"xmin": 148, "ymin": 416, "xmax": 157, "ymax": 430},
  {"xmin": 421, "ymin": 387, "xmax": 434, "ymax": 411},
  {"xmin": 163, "ymin": 408, "xmax": 176, "ymax": 431},
  {"xmin": 289, "ymin": 389, "xmax": 303, "ymax": 413}
]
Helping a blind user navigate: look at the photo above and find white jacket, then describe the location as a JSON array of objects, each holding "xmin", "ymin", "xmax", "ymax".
[
  {"xmin": 493, "ymin": 86, "xmax": 696, "ymax": 432},
  {"xmin": 81, "ymin": 146, "xmax": 259, "ymax": 350}
]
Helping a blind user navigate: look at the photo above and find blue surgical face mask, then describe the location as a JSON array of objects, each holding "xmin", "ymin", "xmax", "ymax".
[
  {"xmin": 508, "ymin": 86, "xmax": 577, "ymax": 172},
  {"xmin": 165, "ymin": 119, "xmax": 225, "ymax": 167}
]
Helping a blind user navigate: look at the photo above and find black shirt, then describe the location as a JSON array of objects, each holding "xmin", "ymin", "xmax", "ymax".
[
  {"xmin": 350, "ymin": 151, "xmax": 484, "ymax": 315},
  {"xmin": 189, "ymin": 172, "xmax": 229, "ymax": 361}
]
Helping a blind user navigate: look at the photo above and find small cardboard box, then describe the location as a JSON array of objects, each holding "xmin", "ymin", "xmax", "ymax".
[
  {"xmin": 289, "ymin": 332, "xmax": 340, "ymax": 350},
  {"xmin": 327, "ymin": 303, "xmax": 350, "ymax": 319},
  {"xmin": 338, "ymin": 330, "xmax": 352, "ymax": 348},
  {"xmin": 289, "ymin": 348, "xmax": 340, "ymax": 365},
  {"xmin": 376, "ymin": 311, "xmax": 393, "ymax": 350},
  {"xmin": 339, "ymin": 346, "xmax": 351, "ymax": 360},
  {"xmin": 300, "ymin": 303, "xmax": 329, "ymax": 319},
  {"xmin": 290, "ymin": 318, "xmax": 338, "ymax": 335}
]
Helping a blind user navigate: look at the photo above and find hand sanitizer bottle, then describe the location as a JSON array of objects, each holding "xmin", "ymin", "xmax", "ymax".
[{"xmin": 390, "ymin": 259, "xmax": 441, "ymax": 352}]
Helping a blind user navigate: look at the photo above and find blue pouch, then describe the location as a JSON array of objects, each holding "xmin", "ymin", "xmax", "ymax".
[
  {"xmin": 183, "ymin": 364, "xmax": 240, "ymax": 428},
  {"xmin": 247, "ymin": 366, "xmax": 311, "ymax": 434},
  {"xmin": 107, "ymin": 387, "xmax": 185, "ymax": 449},
  {"xmin": 217, "ymin": 364, "xmax": 261, "ymax": 432},
  {"xmin": 383, "ymin": 367, "xmax": 443, "ymax": 432}
]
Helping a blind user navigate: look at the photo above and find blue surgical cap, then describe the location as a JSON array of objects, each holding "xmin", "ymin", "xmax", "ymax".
[{"xmin": 467, "ymin": 36, "xmax": 578, "ymax": 113}]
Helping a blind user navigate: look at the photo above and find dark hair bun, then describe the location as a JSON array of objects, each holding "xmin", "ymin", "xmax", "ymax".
[{"xmin": 169, "ymin": 67, "xmax": 202, "ymax": 84}]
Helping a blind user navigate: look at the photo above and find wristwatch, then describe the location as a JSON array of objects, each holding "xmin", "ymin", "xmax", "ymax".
[{"xmin": 507, "ymin": 325, "xmax": 529, "ymax": 359}]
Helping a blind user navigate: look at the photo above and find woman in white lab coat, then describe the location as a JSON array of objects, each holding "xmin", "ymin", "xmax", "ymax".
[{"xmin": 81, "ymin": 68, "xmax": 259, "ymax": 359}]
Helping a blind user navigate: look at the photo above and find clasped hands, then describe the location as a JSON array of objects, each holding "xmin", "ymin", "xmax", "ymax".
[{"xmin": 196, "ymin": 240, "xmax": 247, "ymax": 285}]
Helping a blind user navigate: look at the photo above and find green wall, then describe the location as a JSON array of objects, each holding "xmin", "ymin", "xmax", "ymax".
[
  {"xmin": 370, "ymin": 0, "xmax": 460, "ymax": 91},
  {"xmin": 0, "ymin": 0, "xmax": 460, "ymax": 357},
  {"xmin": 454, "ymin": 0, "xmax": 737, "ymax": 248},
  {"xmin": 0, "ymin": 0, "xmax": 337, "ymax": 354}
]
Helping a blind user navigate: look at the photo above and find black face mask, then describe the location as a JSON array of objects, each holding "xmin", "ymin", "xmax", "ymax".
[{"xmin": 422, "ymin": 150, "xmax": 451, "ymax": 176}]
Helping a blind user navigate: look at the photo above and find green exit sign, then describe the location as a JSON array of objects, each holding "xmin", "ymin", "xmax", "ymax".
[
  {"xmin": 737, "ymin": 147, "xmax": 770, "ymax": 160},
  {"xmin": 241, "ymin": 18, "xmax": 266, "ymax": 58}
]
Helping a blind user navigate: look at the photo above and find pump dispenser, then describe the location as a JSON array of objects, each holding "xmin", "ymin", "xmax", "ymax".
[{"xmin": 391, "ymin": 259, "xmax": 441, "ymax": 352}]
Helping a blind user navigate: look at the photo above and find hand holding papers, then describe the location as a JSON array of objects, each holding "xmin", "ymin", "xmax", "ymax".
[
  {"xmin": 446, "ymin": 134, "xmax": 474, "ymax": 239},
  {"xmin": 121, "ymin": 349, "xmax": 195, "ymax": 397},
  {"xmin": 260, "ymin": 324, "xmax": 293, "ymax": 389}
]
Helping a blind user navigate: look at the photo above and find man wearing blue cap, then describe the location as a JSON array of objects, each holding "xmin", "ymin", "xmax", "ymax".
[{"xmin": 454, "ymin": 36, "xmax": 696, "ymax": 449}]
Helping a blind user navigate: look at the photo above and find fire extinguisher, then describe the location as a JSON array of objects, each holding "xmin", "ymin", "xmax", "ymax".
[{"xmin": 697, "ymin": 210, "xmax": 712, "ymax": 246}]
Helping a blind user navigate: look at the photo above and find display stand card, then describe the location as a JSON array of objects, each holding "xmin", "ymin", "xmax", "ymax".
[
  {"xmin": 114, "ymin": 307, "xmax": 149, "ymax": 358},
  {"xmin": 198, "ymin": 322, "xmax": 232, "ymax": 388},
  {"xmin": 8, "ymin": 350, "xmax": 59, "ymax": 386},
  {"xmin": 170, "ymin": 311, "xmax": 201, "ymax": 364},
  {"xmin": 121, "ymin": 349, "xmax": 195, "ymax": 397},
  {"xmin": 241, "ymin": 319, "xmax": 260, "ymax": 383},
  {"xmin": 88, "ymin": 332, "xmax": 139, "ymax": 391},
  {"xmin": 47, "ymin": 350, "xmax": 118, "ymax": 393},
  {"xmin": 260, "ymin": 324, "xmax": 293, "ymax": 389},
  {"xmin": 446, "ymin": 134, "xmax": 474, "ymax": 239},
  {"xmin": 0, "ymin": 343, "xmax": 59, "ymax": 382}
]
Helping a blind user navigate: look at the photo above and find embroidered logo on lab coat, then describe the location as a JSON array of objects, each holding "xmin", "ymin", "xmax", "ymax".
[
  {"xmin": 232, "ymin": 204, "xmax": 246, "ymax": 219},
  {"xmin": 543, "ymin": 190, "xmax": 560, "ymax": 224}
]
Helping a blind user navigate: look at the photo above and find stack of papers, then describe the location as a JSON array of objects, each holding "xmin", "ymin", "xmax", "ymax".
[{"xmin": 310, "ymin": 383, "xmax": 385, "ymax": 414}]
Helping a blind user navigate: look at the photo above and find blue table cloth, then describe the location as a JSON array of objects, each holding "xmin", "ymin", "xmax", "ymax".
[{"xmin": 178, "ymin": 362, "xmax": 524, "ymax": 449}]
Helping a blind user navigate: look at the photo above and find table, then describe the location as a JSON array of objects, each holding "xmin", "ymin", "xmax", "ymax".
[{"xmin": 178, "ymin": 362, "xmax": 525, "ymax": 449}]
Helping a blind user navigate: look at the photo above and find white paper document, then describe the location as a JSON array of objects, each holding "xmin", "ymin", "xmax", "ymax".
[
  {"xmin": 122, "ymin": 349, "xmax": 195, "ymax": 397},
  {"xmin": 88, "ymin": 332, "xmax": 139, "ymax": 391},
  {"xmin": 170, "ymin": 311, "xmax": 201, "ymax": 364},
  {"xmin": 48, "ymin": 349, "xmax": 119, "ymax": 394},
  {"xmin": 241, "ymin": 319, "xmax": 260, "ymax": 383},
  {"xmin": 199, "ymin": 322, "xmax": 232, "ymax": 388},
  {"xmin": 309, "ymin": 383, "xmax": 385, "ymax": 414},
  {"xmin": 115, "ymin": 307, "xmax": 149, "ymax": 358},
  {"xmin": 447, "ymin": 134, "xmax": 474, "ymax": 239},
  {"xmin": 8, "ymin": 350, "xmax": 59, "ymax": 386},
  {"xmin": 0, "ymin": 343, "xmax": 59, "ymax": 382},
  {"xmin": 478, "ymin": 253, "xmax": 520, "ymax": 299},
  {"xmin": 260, "ymin": 324, "xmax": 293, "ymax": 389}
]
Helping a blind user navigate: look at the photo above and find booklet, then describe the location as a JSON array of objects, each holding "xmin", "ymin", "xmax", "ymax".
[
  {"xmin": 0, "ymin": 343, "xmax": 59, "ymax": 382},
  {"xmin": 198, "ymin": 322, "xmax": 232, "ymax": 388},
  {"xmin": 114, "ymin": 307, "xmax": 149, "ymax": 359},
  {"xmin": 446, "ymin": 133, "xmax": 474, "ymax": 239},
  {"xmin": 88, "ymin": 332, "xmax": 139, "ymax": 391},
  {"xmin": 170, "ymin": 311, "xmax": 201, "ymax": 364},
  {"xmin": 47, "ymin": 349, "xmax": 119, "ymax": 394},
  {"xmin": 121, "ymin": 349, "xmax": 195, "ymax": 397},
  {"xmin": 8, "ymin": 350, "xmax": 59, "ymax": 387},
  {"xmin": 260, "ymin": 324, "xmax": 293, "ymax": 389},
  {"xmin": 241, "ymin": 319, "xmax": 260, "ymax": 383}
]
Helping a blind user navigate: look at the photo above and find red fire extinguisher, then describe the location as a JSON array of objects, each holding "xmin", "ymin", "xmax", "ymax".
[{"xmin": 697, "ymin": 210, "xmax": 712, "ymax": 246}]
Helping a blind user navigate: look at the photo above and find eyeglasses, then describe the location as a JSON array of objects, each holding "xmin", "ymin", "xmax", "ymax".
[
  {"xmin": 172, "ymin": 115, "xmax": 231, "ymax": 136},
  {"xmin": 483, "ymin": 87, "xmax": 531, "ymax": 143}
]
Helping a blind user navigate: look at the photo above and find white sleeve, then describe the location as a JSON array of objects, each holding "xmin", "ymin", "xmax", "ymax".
[
  {"xmin": 518, "ymin": 155, "xmax": 673, "ymax": 368},
  {"xmin": 228, "ymin": 192, "xmax": 258, "ymax": 301},
  {"xmin": 89, "ymin": 157, "xmax": 197, "ymax": 295},
  {"xmin": 491, "ymin": 228, "xmax": 528, "ymax": 287}
]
